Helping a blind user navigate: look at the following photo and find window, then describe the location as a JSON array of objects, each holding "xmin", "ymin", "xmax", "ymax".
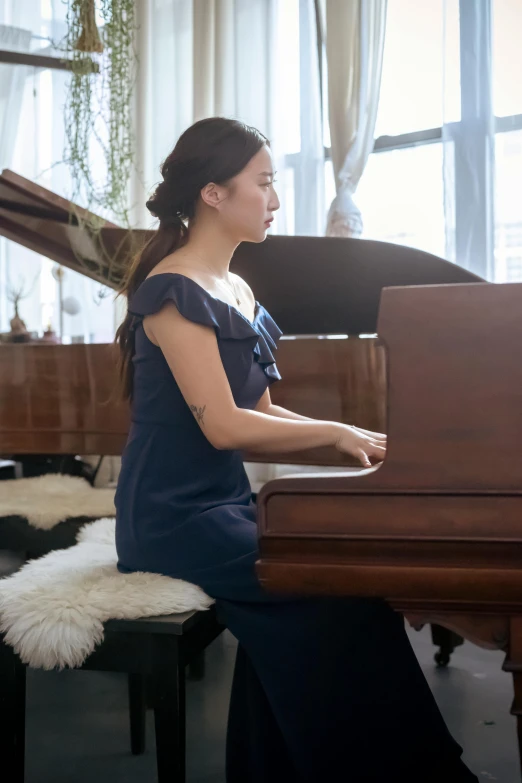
[
  {"xmin": 352, "ymin": 143, "xmax": 445, "ymax": 259},
  {"xmin": 322, "ymin": 0, "xmax": 522, "ymax": 282},
  {"xmin": 506, "ymin": 258, "xmax": 522, "ymax": 282},
  {"xmin": 374, "ymin": 0, "xmax": 457, "ymax": 137},
  {"xmin": 0, "ymin": 1, "xmax": 117, "ymax": 341},
  {"xmin": 275, "ymin": 0, "xmax": 301, "ymax": 157},
  {"xmin": 493, "ymin": 0, "xmax": 522, "ymax": 119},
  {"xmin": 271, "ymin": 0, "xmax": 324, "ymax": 237},
  {"xmin": 340, "ymin": 0, "xmax": 456, "ymax": 262},
  {"xmin": 270, "ymin": 0, "xmax": 300, "ymax": 236}
]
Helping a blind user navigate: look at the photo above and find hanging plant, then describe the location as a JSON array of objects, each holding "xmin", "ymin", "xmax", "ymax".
[
  {"xmin": 75, "ymin": 0, "xmax": 104, "ymax": 53},
  {"xmin": 59, "ymin": 0, "xmax": 138, "ymax": 233}
]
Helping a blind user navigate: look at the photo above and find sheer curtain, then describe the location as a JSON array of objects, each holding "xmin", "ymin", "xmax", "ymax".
[
  {"xmin": 139, "ymin": 0, "xmax": 323, "ymax": 236},
  {"xmin": 142, "ymin": 0, "xmax": 279, "ymax": 224},
  {"xmin": 323, "ymin": 0, "xmax": 387, "ymax": 238}
]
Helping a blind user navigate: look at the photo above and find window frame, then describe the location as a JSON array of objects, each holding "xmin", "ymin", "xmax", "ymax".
[{"xmin": 313, "ymin": 0, "xmax": 521, "ymax": 280}]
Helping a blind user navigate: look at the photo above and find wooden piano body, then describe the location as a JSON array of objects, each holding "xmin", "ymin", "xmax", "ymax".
[{"xmin": 256, "ymin": 280, "xmax": 522, "ymax": 771}]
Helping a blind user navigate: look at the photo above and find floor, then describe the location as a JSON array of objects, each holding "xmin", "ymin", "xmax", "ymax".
[{"xmin": 23, "ymin": 623, "xmax": 519, "ymax": 783}]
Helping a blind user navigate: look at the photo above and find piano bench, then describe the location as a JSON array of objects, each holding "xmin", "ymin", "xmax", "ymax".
[{"xmin": 0, "ymin": 607, "xmax": 225, "ymax": 783}]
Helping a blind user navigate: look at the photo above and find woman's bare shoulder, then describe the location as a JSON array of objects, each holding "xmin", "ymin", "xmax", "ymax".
[
  {"xmin": 144, "ymin": 255, "xmax": 201, "ymax": 284},
  {"xmin": 231, "ymin": 272, "xmax": 256, "ymax": 305}
]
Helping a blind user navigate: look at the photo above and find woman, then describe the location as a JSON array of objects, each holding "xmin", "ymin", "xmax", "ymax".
[{"xmin": 115, "ymin": 117, "xmax": 477, "ymax": 782}]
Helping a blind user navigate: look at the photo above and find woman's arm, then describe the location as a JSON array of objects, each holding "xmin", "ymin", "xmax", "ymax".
[
  {"xmin": 255, "ymin": 390, "xmax": 387, "ymax": 440},
  {"xmin": 146, "ymin": 303, "xmax": 340, "ymax": 452},
  {"xmin": 146, "ymin": 304, "xmax": 384, "ymax": 464},
  {"xmin": 255, "ymin": 388, "xmax": 314, "ymax": 421},
  {"xmin": 267, "ymin": 404, "xmax": 313, "ymax": 421}
]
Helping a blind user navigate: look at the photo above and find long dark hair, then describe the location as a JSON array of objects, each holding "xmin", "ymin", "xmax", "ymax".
[{"xmin": 115, "ymin": 117, "xmax": 268, "ymax": 400}]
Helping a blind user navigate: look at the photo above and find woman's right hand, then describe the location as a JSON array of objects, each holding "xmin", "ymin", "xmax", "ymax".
[{"xmin": 333, "ymin": 423, "xmax": 386, "ymax": 468}]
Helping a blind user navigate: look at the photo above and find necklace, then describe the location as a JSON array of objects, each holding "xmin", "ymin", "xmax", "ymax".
[
  {"xmin": 225, "ymin": 276, "xmax": 241, "ymax": 307},
  {"xmin": 171, "ymin": 257, "xmax": 241, "ymax": 306},
  {"xmin": 207, "ymin": 266, "xmax": 241, "ymax": 306}
]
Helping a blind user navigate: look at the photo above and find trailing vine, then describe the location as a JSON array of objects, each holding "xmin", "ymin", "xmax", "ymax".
[{"xmin": 57, "ymin": 0, "xmax": 138, "ymax": 288}]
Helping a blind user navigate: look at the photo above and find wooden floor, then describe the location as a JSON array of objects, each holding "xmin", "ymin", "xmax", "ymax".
[{"xmin": 24, "ymin": 625, "xmax": 518, "ymax": 783}]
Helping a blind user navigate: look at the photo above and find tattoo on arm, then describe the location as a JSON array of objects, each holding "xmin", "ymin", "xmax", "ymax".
[{"xmin": 189, "ymin": 404, "xmax": 206, "ymax": 427}]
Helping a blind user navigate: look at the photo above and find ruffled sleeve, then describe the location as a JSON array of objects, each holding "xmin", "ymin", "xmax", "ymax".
[
  {"xmin": 254, "ymin": 310, "xmax": 283, "ymax": 383},
  {"xmin": 128, "ymin": 273, "xmax": 254, "ymax": 341},
  {"xmin": 128, "ymin": 273, "xmax": 283, "ymax": 384}
]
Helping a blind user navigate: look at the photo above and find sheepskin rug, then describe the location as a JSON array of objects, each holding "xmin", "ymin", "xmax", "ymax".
[
  {"xmin": 0, "ymin": 517, "xmax": 213, "ymax": 670},
  {"xmin": 0, "ymin": 474, "xmax": 116, "ymax": 529}
]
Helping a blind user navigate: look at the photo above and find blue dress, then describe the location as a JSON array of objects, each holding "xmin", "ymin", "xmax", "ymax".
[{"xmin": 115, "ymin": 273, "xmax": 477, "ymax": 783}]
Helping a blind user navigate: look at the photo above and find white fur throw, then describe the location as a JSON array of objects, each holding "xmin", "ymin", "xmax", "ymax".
[
  {"xmin": 0, "ymin": 517, "xmax": 214, "ymax": 670},
  {"xmin": 0, "ymin": 474, "xmax": 116, "ymax": 529}
]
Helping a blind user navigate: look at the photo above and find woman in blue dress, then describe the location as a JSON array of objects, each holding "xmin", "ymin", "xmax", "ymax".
[{"xmin": 115, "ymin": 117, "xmax": 477, "ymax": 782}]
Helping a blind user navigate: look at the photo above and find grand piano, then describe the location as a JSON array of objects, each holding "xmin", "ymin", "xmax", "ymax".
[{"xmin": 1, "ymin": 171, "xmax": 521, "ymax": 768}]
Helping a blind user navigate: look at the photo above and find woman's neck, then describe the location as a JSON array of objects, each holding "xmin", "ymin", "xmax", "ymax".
[{"xmin": 175, "ymin": 221, "xmax": 239, "ymax": 280}]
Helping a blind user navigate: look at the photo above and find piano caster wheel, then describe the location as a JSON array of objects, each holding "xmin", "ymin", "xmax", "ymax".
[{"xmin": 434, "ymin": 650, "xmax": 450, "ymax": 667}]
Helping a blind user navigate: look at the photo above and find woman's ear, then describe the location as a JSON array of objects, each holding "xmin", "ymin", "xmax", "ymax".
[{"xmin": 200, "ymin": 182, "xmax": 227, "ymax": 210}]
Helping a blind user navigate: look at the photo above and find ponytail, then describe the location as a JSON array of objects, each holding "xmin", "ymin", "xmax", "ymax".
[{"xmin": 115, "ymin": 219, "xmax": 187, "ymax": 400}]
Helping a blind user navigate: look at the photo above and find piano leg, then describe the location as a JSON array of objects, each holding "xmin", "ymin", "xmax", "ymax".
[
  {"xmin": 503, "ymin": 617, "xmax": 522, "ymax": 779},
  {"xmin": 431, "ymin": 623, "xmax": 464, "ymax": 667}
]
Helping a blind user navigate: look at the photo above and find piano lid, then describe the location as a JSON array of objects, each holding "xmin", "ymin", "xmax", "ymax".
[
  {"xmin": 0, "ymin": 169, "xmax": 149, "ymax": 290},
  {"xmin": 231, "ymin": 235, "xmax": 485, "ymax": 335}
]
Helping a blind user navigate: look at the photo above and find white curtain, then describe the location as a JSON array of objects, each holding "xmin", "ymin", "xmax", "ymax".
[
  {"xmin": 140, "ymin": 0, "xmax": 323, "ymax": 236},
  {"xmin": 324, "ymin": 0, "xmax": 387, "ymax": 238},
  {"xmin": 146, "ymin": 0, "xmax": 277, "ymax": 195}
]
